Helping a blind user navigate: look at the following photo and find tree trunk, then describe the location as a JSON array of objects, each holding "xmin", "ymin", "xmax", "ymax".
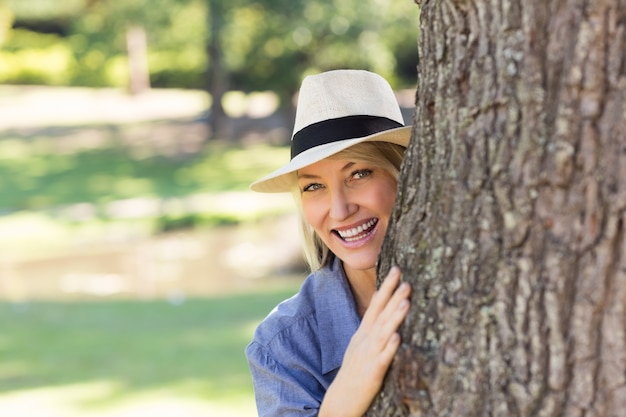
[
  {"xmin": 370, "ymin": 1, "xmax": 626, "ymax": 416},
  {"xmin": 126, "ymin": 25, "xmax": 151, "ymax": 95},
  {"xmin": 207, "ymin": 0, "xmax": 230, "ymax": 139}
]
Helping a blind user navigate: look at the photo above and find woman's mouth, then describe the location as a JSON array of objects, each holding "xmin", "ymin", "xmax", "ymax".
[{"xmin": 333, "ymin": 218, "xmax": 379, "ymax": 242}]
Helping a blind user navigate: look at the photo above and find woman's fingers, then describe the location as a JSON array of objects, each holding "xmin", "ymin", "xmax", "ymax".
[
  {"xmin": 361, "ymin": 266, "xmax": 403, "ymax": 324},
  {"xmin": 377, "ymin": 331, "xmax": 402, "ymax": 367},
  {"xmin": 371, "ymin": 287, "xmax": 410, "ymax": 354},
  {"xmin": 364, "ymin": 267, "xmax": 411, "ymax": 327},
  {"xmin": 378, "ymin": 266, "xmax": 402, "ymax": 299},
  {"xmin": 357, "ymin": 266, "xmax": 411, "ymax": 359},
  {"xmin": 327, "ymin": 268, "xmax": 411, "ymax": 415}
]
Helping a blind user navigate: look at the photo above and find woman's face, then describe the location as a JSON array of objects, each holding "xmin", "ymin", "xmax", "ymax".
[{"xmin": 297, "ymin": 157, "xmax": 397, "ymax": 274}]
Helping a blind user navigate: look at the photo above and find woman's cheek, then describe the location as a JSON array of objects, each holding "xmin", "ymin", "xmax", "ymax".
[{"xmin": 302, "ymin": 199, "xmax": 323, "ymax": 231}]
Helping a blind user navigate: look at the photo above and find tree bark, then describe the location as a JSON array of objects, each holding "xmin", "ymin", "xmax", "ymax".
[
  {"xmin": 207, "ymin": 0, "xmax": 230, "ymax": 139},
  {"xmin": 126, "ymin": 25, "xmax": 151, "ymax": 95},
  {"xmin": 370, "ymin": 0, "xmax": 626, "ymax": 416}
]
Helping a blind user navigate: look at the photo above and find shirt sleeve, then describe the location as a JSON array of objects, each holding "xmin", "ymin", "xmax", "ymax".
[{"xmin": 246, "ymin": 341, "xmax": 322, "ymax": 417}]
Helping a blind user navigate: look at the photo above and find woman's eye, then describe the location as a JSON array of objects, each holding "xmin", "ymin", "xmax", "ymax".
[
  {"xmin": 302, "ymin": 183, "xmax": 323, "ymax": 192},
  {"xmin": 352, "ymin": 169, "xmax": 373, "ymax": 180}
]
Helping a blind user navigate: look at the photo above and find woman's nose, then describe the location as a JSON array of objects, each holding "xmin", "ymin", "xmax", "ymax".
[{"xmin": 329, "ymin": 188, "xmax": 355, "ymax": 220}]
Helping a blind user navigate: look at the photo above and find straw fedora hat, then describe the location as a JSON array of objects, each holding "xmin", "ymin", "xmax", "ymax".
[{"xmin": 250, "ymin": 69, "xmax": 412, "ymax": 193}]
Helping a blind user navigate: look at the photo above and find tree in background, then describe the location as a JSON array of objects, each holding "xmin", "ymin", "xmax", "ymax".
[
  {"xmin": 3, "ymin": 0, "xmax": 419, "ymax": 139},
  {"xmin": 2, "ymin": 0, "xmax": 418, "ymax": 90},
  {"xmin": 207, "ymin": 0, "xmax": 225, "ymax": 137},
  {"xmin": 221, "ymin": 0, "xmax": 418, "ymax": 99},
  {"xmin": 206, "ymin": 0, "xmax": 419, "ymax": 138},
  {"xmin": 369, "ymin": 0, "xmax": 625, "ymax": 415},
  {"xmin": 2, "ymin": 0, "xmax": 205, "ymax": 88},
  {"xmin": 70, "ymin": 0, "xmax": 200, "ymax": 92}
]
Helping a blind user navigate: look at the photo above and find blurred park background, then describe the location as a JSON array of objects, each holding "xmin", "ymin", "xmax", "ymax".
[{"xmin": 0, "ymin": 0, "xmax": 419, "ymax": 415}]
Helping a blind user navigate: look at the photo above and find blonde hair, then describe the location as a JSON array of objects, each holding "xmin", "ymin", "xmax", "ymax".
[{"xmin": 292, "ymin": 141, "xmax": 406, "ymax": 272}]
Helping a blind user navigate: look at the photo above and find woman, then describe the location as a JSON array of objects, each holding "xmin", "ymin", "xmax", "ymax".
[{"xmin": 246, "ymin": 69, "xmax": 412, "ymax": 416}]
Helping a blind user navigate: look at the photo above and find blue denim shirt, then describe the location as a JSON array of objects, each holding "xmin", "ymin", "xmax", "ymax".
[{"xmin": 245, "ymin": 257, "xmax": 361, "ymax": 416}]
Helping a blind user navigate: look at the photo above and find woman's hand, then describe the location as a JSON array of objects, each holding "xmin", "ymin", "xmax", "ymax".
[{"xmin": 319, "ymin": 266, "xmax": 411, "ymax": 417}]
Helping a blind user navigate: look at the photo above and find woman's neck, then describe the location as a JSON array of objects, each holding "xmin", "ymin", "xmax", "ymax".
[{"xmin": 343, "ymin": 265, "xmax": 377, "ymax": 317}]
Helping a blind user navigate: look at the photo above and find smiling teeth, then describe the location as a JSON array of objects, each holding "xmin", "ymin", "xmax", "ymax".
[{"xmin": 337, "ymin": 219, "xmax": 377, "ymax": 241}]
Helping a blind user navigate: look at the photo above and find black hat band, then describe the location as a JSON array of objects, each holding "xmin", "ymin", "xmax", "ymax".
[{"xmin": 290, "ymin": 115, "xmax": 403, "ymax": 159}]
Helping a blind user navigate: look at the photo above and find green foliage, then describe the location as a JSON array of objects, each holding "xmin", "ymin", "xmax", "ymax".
[
  {"xmin": 6, "ymin": 0, "xmax": 85, "ymax": 19},
  {"xmin": 222, "ymin": 0, "xmax": 419, "ymax": 93},
  {"xmin": 2, "ymin": 0, "xmax": 419, "ymax": 91},
  {"xmin": 0, "ymin": 29, "xmax": 74, "ymax": 84}
]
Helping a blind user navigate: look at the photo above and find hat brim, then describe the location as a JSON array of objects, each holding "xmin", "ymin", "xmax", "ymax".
[{"xmin": 250, "ymin": 126, "xmax": 411, "ymax": 193}]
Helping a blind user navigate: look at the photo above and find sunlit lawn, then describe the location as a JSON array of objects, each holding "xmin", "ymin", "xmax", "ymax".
[
  {"xmin": 0, "ymin": 137, "xmax": 292, "ymax": 257},
  {"xmin": 0, "ymin": 287, "xmax": 299, "ymax": 416},
  {"xmin": 0, "ymin": 138, "xmax": 289, "ymax": 212},
  {"xmin": 0, "ymin": 87, "xmax": 291, "ymax": 245}
]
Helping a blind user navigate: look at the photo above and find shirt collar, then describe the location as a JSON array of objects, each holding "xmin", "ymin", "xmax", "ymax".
[{"xmin": 315, "ymin": 257, "xmax": 361, "ymax": 374}]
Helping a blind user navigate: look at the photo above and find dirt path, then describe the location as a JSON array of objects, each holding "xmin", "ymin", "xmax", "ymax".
[
  {"xmin": 0, "ymin": 86, "xmax": 208, "ymax": 129},
  {"xmin": 0, "ymin": 213, "xmax": 305, "ymax": 301}
]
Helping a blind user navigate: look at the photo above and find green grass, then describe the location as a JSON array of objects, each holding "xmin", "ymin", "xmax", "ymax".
[
  {"xmin": 0, "ymin": 286, "xmax": 299, "ymax": 415},
  {"xmin": 0, "ymin": 137, "xmax": 289, "ymax": 211},
  {"xmin": 0, "ymin": 134, "xmax": 292, "ymax": 254}
]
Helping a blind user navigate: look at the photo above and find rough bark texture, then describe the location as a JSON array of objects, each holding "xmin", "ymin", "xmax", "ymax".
[{"xmin": 369, "ymin": 0, "xmax": 626, "ymax": 416}]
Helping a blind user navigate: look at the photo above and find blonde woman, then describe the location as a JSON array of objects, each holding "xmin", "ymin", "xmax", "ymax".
[{"xmin": 246, "ymin": 69, "xmax": 412, "ymax": 417}]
